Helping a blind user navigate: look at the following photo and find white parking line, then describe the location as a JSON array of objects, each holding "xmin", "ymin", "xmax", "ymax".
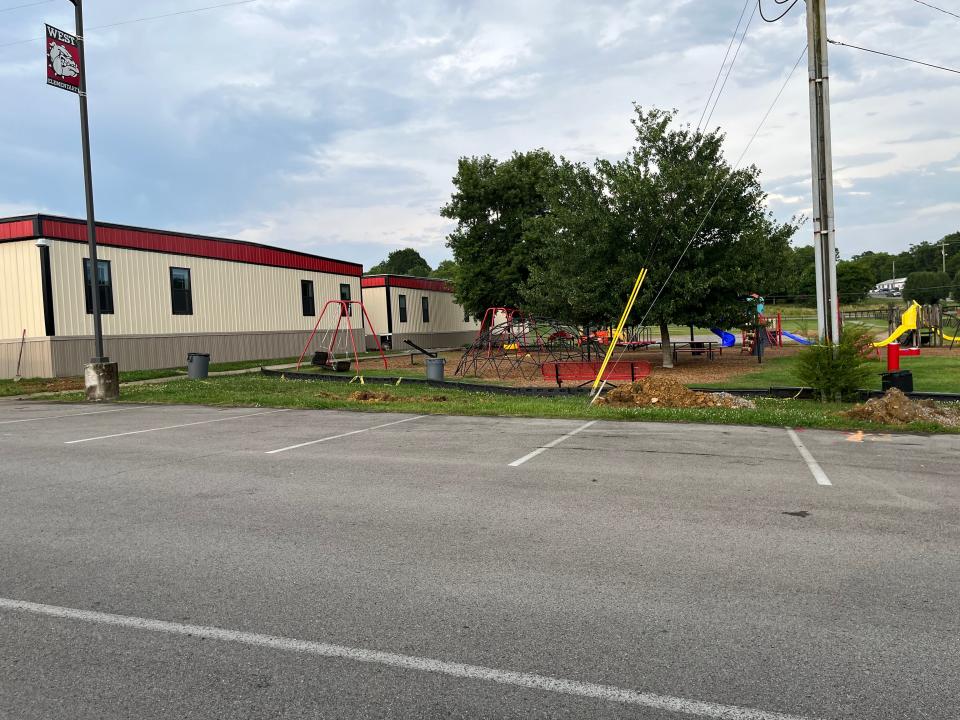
[
  {"xmin": 0, "ymin": 407, "xmax": 137, "ymax": 425},
  {"xmin": 265, "ymin": 415, "xmax": 425, "ymax": 455},
  {"xmin": 785, "ymin": 428, "xmax": 832, "ymax": 486},
  {"xmin": 509, "ymin": 420, "xmax": 598, "ymax": 467},
  {"xmin": 0, "ymin": 597, "xmax": 820, "ymax": 720},
  {"xmin": 64, "ymin": 409, "xmax": 288, "ymax": 444}
]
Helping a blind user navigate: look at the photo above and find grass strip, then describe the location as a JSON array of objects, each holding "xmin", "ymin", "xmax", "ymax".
[{"xmin": 51, "ymin": 373, "xmax": 960, "ymax": 433}]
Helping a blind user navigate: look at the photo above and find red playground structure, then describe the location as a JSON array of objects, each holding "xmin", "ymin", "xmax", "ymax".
[{"xmin": 296, "ymin": 300, "xmax": 388, "ymax": 373}]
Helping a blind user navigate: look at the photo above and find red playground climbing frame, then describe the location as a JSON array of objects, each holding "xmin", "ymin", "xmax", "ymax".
[{"xmin": 296, "ymin": 300, "xmax": 389, "ymax": 372}]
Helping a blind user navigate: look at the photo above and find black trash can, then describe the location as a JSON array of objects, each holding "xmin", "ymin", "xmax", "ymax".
[
  {"xmin": 187, "ymin": 352, "xmax": 210, "ymax": 379},
  {"xmin": 881, "ymin": 370, "xmax": 913, "ymax": 393}
]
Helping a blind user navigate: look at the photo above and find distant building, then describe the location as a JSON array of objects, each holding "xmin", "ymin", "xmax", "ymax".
[
  {"xmin": 0, "ymin": 214, "xmax": 363, "ymax": 378},
  {"xmin": 873, "ymin": 277, "xmax": 906, "ymax": 295},
  {"xmin": 360, "ymin": 274, "xmax": 480, "ymax": 351}
]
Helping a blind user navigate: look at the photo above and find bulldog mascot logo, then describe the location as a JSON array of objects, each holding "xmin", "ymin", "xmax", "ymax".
[{"xmin": 45, "ymin": 24, "xmax": 82, "ymax": 94}]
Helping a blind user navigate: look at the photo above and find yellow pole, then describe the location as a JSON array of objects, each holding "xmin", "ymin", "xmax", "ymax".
[{"xmin": 591, "ymin": 268, "xmax": 647, "ymax": 392}]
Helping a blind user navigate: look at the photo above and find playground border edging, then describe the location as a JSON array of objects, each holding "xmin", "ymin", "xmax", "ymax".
[{"xmin": 261, "ymin": 369, "xmax": 960, "ymax": 403}]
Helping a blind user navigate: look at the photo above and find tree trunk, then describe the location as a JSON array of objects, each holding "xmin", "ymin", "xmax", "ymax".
[{"xmin": 660, "ymin": 322, "xmax": 673, "ymax": 368}]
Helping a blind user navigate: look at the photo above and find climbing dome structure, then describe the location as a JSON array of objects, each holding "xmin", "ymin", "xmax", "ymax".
[{"xmin": 454, "ymin": 309, "xmax": 592, "ymax": 381}]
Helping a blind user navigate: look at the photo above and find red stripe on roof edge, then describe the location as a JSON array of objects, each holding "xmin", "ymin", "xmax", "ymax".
[
  {"xmin": 0, "ymin": 219, "xmax": 35, "ymax": 241},
  {"xmin": 362, "ymin": 274, "xmax": 453, "ymax": 293},
  {"xmin": 25, "ymin": 215, "xmax": 361, "ymax": 277}
]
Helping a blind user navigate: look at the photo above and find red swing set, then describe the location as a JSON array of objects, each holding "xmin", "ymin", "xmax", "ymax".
[{"xmin": 296, "ymin": 300, "xmax": 389, "ymax": 373}]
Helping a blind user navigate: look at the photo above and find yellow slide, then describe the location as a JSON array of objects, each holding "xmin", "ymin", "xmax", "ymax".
[
  {"xmin": 873, "ymin": 301, "xmax": 921, "ymax": 347},
  {"xmin": 937, "ymin": 329, "xmax": 959, "ymax": 343}
]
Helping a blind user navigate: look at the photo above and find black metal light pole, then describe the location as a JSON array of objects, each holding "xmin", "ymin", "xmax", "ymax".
[{"xmin": 71, "ymin": 0, "xmax": 107, "ymax": 363}]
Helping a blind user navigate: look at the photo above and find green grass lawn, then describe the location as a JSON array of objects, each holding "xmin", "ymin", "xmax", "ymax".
[
  {"xmin": 0, "ymin": 356, "xmax": 301, "ymax": 397},
  {"xmin": 697, "ymin": 354, "xmax": 960, "ymax": 393},
  {"xmin": 49, "ymin": 373, "xmax": 960, "ymax": 433}
]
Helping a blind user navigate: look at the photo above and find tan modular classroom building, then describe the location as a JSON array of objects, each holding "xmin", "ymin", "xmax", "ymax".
[
  {"xmin": 0, "ymin": 214, "xmax": 363, "ymax": 378},
  {"xmin": 360, "ymin": 275, "xmax": 480, "ymax": 351}
]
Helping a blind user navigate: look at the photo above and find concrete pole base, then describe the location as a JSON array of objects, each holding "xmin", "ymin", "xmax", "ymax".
[{"xmin": 84, "ymin": 362, "xmax": 119, "ymax": 401}]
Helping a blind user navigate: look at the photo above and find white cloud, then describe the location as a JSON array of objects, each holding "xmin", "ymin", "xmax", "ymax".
[{"xmin": 0, "ymin": 0, "xmax": 957, "ymax": 269}]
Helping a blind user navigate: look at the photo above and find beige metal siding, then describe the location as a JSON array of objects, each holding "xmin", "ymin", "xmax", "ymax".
[
  {"xmin": 0, "ymin": 336, "xmax": 52, "ymax": 378},
  {"xmin": 47, "ymin": 240, "xmax": 362, "ymax": 338},
  {"xmin": 390, "ymin": 287, "xmax": 480, "ymax": 335},
  {"xmin": 359, "ymin": 286, "xmax": 390, "ymax": 337},
  {"xmin": 0, "ymin": 241, "xmax": 45, "ymax": 340}
]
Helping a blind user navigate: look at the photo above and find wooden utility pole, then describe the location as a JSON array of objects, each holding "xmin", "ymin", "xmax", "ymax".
[{"xmin": 806, "ymin": 0, "xmax": 840, "ymax": 344}]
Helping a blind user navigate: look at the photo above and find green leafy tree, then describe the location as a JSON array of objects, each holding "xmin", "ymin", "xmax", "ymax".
[
  {"xmin": 430, "ymin": 259, "xmax": 459, "ymax": 280},
  {"xmin": 850, "ymin": 250, "xmax": 896, "ymax": 284},
  {"xmin": 903, "ymin": 271, "xmax": 951, "ymax": 305},
  {"xmin": 521, "ymin": 106, "xmax": 797, "ymax": 367},
  {"xmin": 953, "ymin": 269, "xmax": 960, "ymax": 301},
  {"xmin": 368, "ymin": 248, "xmax": 432, "ymax": 277},
  {"xmin": 441, "ymin": 149, "xmax": 558, "ymax": 314},
  {"xmin": 836, "ymin": 260, "xmax": 876, "ymax": 303}
]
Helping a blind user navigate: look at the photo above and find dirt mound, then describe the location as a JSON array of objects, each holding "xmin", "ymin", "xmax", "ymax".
[
  {"xmin": 349, "ymin": 390, "xmax": 399, "ymax": 403},
  {"xmin": 843, "ymin": 389, "xmax": 960, "ymax": 427},
  {"xmin": 598, "ymin": 376, "xmax": 755, "ymax": 409}
]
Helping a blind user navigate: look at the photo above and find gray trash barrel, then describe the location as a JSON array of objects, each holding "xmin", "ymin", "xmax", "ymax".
[
  {"xmin": 425, "ymin": 357, "xmax": 445, "ymax": 381},
  {"xmin": 187, "ymin": 352, "xmax": 210, "ymax": 379}
]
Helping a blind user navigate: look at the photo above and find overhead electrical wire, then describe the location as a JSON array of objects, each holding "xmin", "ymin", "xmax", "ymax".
[
  {"xmin": 0, "ymin": 0, "xmax": 257, "ymax": 49},
  {"xmin": 829, "ymin": 38, "xmax": 960, "ymax": 75},
  {"xmin": 758, "ymin": 0, "xmax": 801, "ymax": 23},
  {"xmin": 911, "ymin": 0, "xmax": 960, "ymax": 21},
  {"xmin": 635, "ymin": 46, "xmax": 809, "ymax": 332},
  {"xmin": 0, "ymin": 0, "xmax": 52, "ymax": 13},
  {"xmin": 702, "ymin": 0, "xmax": 759, "ymax": 131},
  {"xmin": 696, "ymin": 0, "xmax": 752, "ymax": 133},
  {"xmin": 592, "ymin": 46, "xmax": 808, "ymax": 400}
]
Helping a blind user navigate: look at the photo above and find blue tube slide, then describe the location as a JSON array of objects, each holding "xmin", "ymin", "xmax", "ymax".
[{"xmin": 710, "ymin": 329, "xmax": 737, "ymax": 347}]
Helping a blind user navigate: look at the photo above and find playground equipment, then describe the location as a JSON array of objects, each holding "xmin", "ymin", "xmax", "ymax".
[
  {"xmin": 781, "ymin": 330, "xmax": 812, "ymax": 345},
  {"xmin": 873, "ymin": 301, "xmax": 921, "ymax": 348},
  {"xmin": 296, "ymin": 300, "xmax": 388, "ymax": 377},
  {"xmin": 455, "ymin": 310, "xmax": 588, "ymax": 380},
  {"xmin": 710, "ymin": 329, "xmax": 737, "ymax": 348}
]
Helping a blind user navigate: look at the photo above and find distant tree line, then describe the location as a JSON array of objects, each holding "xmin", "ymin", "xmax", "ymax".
[{"xmin": 764, "ymin": 234, "xmax": 960, "ymax": 305}]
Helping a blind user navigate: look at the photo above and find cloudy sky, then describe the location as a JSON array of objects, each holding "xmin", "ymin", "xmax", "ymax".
[{"xmin": 1, "ymin": 0, "xmax": 957, "ymax": 269}]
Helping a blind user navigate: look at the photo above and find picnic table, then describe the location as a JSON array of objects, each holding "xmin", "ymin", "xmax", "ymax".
[{"xmin": 667, "ymin": 341, "xmax": 721, "ymax": 362}]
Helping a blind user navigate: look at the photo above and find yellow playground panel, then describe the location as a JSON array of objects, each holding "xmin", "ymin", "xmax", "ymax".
[{"xmin": 873, "ymin": 302, "xmax": 920, "ymax": 348}]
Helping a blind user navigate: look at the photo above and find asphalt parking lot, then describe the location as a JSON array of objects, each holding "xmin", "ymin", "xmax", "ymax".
[{"xmin": 1, "ymin": 401, "xmax": 958, "ymax": 719}]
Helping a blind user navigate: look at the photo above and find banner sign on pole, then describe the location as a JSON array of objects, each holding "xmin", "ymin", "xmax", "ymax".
[{"xmin": 45, "ymin": 24, "xmax": 81, "ymax": 94}]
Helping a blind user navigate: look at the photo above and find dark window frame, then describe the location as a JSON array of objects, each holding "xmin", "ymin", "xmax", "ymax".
[
  {"xmin": 421, "ymin": 296, "xmax": 430, "ymax": 323},
  {"xmin": 169, "ymin": 267, "xmax": 193, "ymax": 316},
  {"xmin": 301, "ymin": 279, "xmax": 315, "ymax": 316},
  {"xmin": 398, "ymin": 294, "xmax": 408, "ymax": 323},
  {"xmin": 339, "ymin": 283, "xmax": 352, "ymax": 316},
  {"xmin": 83, "ymin": 258, "xmax": 114, "ymax": 315}
]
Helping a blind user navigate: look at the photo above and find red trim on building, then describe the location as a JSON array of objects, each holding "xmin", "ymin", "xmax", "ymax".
[
  {"xmin": 0, "ymin": 219, "xmax": 34, "ymax": 241},
  {"xmin": 0, "ymin": 214, "xmax": 362, "ymax": 277},
  {"xmin": 362, "ymin": 274, "xmax": 452, "ymax": 293},
  {"xmin": 40, "ymin": 218, "xmax": 362, "ymax": 277}
]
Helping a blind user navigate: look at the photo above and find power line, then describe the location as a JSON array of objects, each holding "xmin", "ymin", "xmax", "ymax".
[
  {"xmin": 0, "ymin": 0, "xmax": 257, "ymax": 49},
  {"xmin": 758, "ymin": 0, "xmax": 801, "ymax": 23},
  {"xmin": 638, "ymin": 45, "xmax": 809, "ymax": 330},
  {"xmin": 912, "ymin": 0, "xmax": 960, "ymax": 21},
  {"xmin": 828, "ymin": 38, "xmax": 960, "ymax": 75},
  {"xmin": 702, "ymin": 0, "xmax": 759, "ymax": 130},
  {"xmin": 593, "ymin": 46, "xmax": 808, "ymax": 398},
  {"xmin": 0, "ymin": 0, "xmax": 51, "ymax": 13},
  {"xmin": 697, "ymin": 0, "xmax": 751, "ymax": 133}
]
